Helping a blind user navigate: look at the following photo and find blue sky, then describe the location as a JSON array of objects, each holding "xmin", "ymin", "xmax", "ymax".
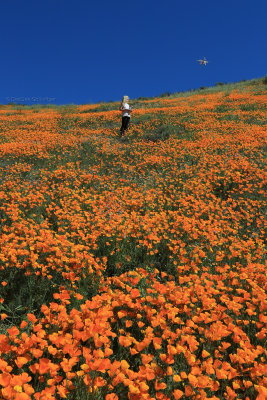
[{"xmin": 1, "ymin": 0, "xmax": 266, "ymax": 105}]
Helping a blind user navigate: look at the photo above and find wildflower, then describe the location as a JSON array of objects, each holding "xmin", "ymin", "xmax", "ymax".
[
  {"xmin": 106, "ymin": 395, "xmax": 119, "ymax": 400},
  {"xmin": 173, "ymin": 389, "xmax": 183, "ymax": 399}
]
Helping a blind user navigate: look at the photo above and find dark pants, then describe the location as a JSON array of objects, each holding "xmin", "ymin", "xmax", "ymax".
[{"xmin": 120, "ymin": 116, "xmax": 130, "ymax": 136}]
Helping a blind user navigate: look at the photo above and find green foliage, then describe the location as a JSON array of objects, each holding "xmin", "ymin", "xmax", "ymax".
[
  {"xmin": 0, "ymin": 268, "xmax": 59, "ymax": 331},
  {"xmin": 159, "ymin": 91, "xmax": 171, "ymax": 97},
  {"xmin": 215, "ymin": 82, "xmax": 226, "ymax": 86},
  {"xmin": 56, "ymin": 115, "xmax": 82, "ymax": 133},
  {"xmin": 143, "ymin": 114, "xmax": 178, "ymax": 142},
  {"xmin": 218, "ymin": 113, "xmax": 240, "ymax": 123},
  {"xmin": 57, "ymin": 104, "xmax": 77, "ymax": 114},
  {"xmin": 215, "ymin": 104, "xmax": 229, "ymax": 113},
  {"xmin": 81, "ymin": 102, "xmax": 120, "ymax": 113},
  {"xmin": 137, "ymin": 96, "xmax": 150, "ymax": 100},
  {"xmin": 239, "ymin": 103, "xmax": 260, "ymax": 111},
  {"xmin": 212, "ymin": 176, "xmax": 237, "ymax": 200},
  {"xmin": 143, "ymin": 124, "xmax": 172, "ymax": 142}
]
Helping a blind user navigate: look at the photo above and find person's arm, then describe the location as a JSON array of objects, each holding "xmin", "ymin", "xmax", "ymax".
[{"xmin": 120, "ymin": 105, "xmax": 133, "ymax": 112}]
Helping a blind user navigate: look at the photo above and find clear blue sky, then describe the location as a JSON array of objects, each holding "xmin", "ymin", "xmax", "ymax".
[{"xmin": 1, "ymin": 0, "xmax": 266, "ymax": 105}]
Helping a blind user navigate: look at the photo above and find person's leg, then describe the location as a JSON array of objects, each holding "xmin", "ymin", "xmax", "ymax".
[
  {"xmin": 120, "ymin": 117, "xmax": 127, "ymax": 136},
  {"xmin": 123, "ymin": 117, "xmax": 129, "ymax": 135},
  {"xmin": 124, "ymin": 117, "xmax": 130, "ymax": 132},
  {"xmin": 126, "ymin": 117, "xmax": 131, "ymax": 129},
  {"xmin": 120, "ymin": 119, "xmax": 123, "ymax": 136}
]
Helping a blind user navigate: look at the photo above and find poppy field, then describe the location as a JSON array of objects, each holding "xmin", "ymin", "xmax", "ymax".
[{"xmin": 0, "ymin": 79, "xmax": 266, "ymax": 399}]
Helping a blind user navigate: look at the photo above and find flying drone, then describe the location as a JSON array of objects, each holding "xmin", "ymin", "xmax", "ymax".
[{"xmin": 197, "ymin": 57, "xmax": 208, "ymax": 65}]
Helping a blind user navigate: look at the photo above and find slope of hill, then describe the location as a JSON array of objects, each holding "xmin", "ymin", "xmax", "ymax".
[{"xmin": 0, "ymin": 78, "xmax": 266, "ymax": 400}]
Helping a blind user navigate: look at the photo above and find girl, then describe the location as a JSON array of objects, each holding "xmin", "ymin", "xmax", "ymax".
[{"xmin": 119, "ymin": 95, "xmax": 133, "ymax": 137}]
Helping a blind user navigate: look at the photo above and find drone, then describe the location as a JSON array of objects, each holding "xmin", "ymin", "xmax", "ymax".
[{"xmin": 197, "ymin": 57, "xmax": 208, "ymax": 65}]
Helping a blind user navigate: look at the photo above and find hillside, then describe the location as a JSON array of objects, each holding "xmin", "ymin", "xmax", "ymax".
[{"xmin": 0, "ymin": 78, "xmax": 266, "ymax": 400}]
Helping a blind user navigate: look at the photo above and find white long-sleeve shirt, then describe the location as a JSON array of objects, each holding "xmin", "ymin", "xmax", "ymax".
[{"xmin": 121, "ymin": 103, "xmax": 132, "ymax": 118}]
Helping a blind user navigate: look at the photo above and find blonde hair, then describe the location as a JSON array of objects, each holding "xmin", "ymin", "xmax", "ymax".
[{"xmin": 122, "ymin": 95, "xmax": 129, "ymax": 104}]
